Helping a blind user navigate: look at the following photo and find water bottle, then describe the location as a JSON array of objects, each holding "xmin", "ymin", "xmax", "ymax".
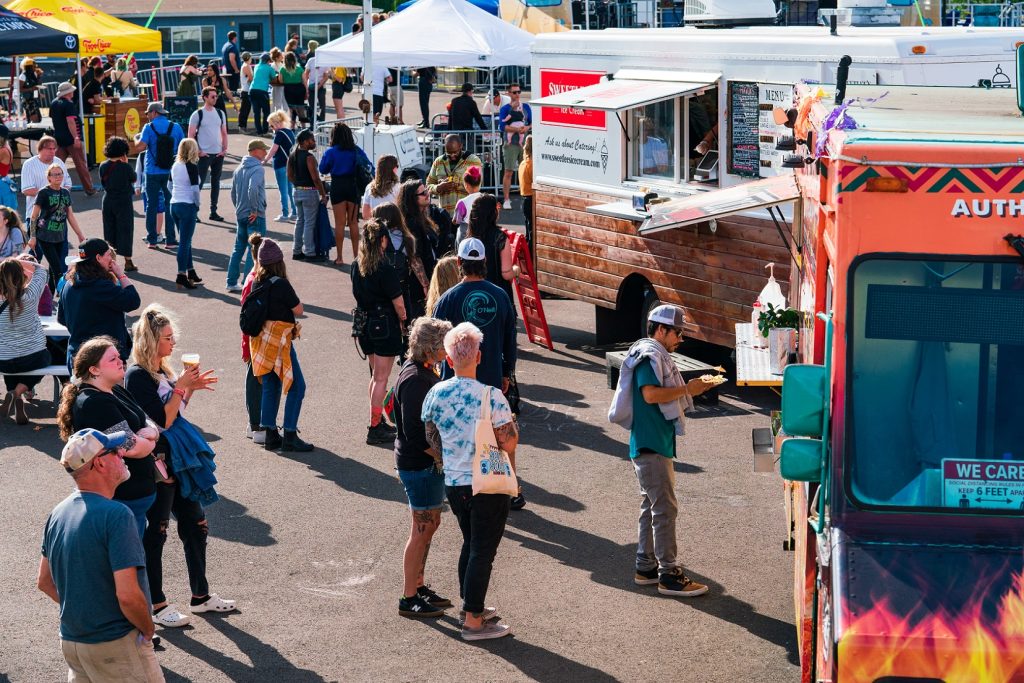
[{"xmin": 751, "ymin": 299, "xmax": 764, "ymax": 347}]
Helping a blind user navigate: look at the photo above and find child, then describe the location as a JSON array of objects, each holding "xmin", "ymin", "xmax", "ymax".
[
  {"xmin": 28, "ymin": 163, "xmax": 84, "ymax": 292},
  {"xmin": 452, "ymin": 165, "xmax": 483, "ymax": 245},
  {"xmin": 134, "ymin": 147, "xmax": 165, "ymax": 244},
  {"xmin": 99, "ymin": 136, "xmax": 138, "ymax": 272}
]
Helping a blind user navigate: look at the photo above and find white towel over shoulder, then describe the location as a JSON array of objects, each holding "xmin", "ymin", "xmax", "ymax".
[{"xmin": 607, "ymin": 338, "xmax": 693, "ymax": 436}]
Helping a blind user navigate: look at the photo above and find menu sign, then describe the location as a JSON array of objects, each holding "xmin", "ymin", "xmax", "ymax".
[
  {"xmin": 537, "ymin": 68, "xmax": 606, "ymax": 130},
  {"xmin": 728, "ymin": 81, "xmax": 759, "ymax": 178},
  {"xmin": 728, "ymin": 81, "xmax": 793, "ymax": 179},
  {"xmin": 163, "ymin": 95, "xmax": 197, "ymax": 130}
]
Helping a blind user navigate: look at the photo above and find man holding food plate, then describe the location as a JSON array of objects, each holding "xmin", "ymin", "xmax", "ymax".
[{"xmin": 607, "ymin": 304, "xmax": 723, "ymax": 598}]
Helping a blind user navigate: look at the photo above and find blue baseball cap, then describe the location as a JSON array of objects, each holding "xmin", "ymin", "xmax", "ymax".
[{"xmin": 61, "ymin": 428, "xmax": 128, "ymax": 473}]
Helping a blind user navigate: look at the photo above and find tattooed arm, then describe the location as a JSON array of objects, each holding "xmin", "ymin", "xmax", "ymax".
[
  {"xmin": 493, "ymin": 419, "xmax": 518, "ymax": 459},
  {"xmin": 424, "ymin": 421, "xmax": 443, "ymax": 467}
]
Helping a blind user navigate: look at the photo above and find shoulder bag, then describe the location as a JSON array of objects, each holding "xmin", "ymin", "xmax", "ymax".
[{"xmin": 471, "ymin": 385, "xmax": 518, "ymax": 496}]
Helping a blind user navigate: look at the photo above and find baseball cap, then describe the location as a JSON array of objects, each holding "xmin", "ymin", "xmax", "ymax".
[
  {"xmin": 248, "ymin": 138, "xmax": 271, "ymax": 152},
  {"xmin": 56, "ymin": 81, "xmax": 76, "ymax": 97},
  {"xmin": 460, "ymin": 82, "xmax": 475, "ymax": 93},
  {"xmin": 457, "ymin": 237, "xmax": 486, "ymax": 261},
  {"xmin": 648, "ymin": 304, "xmax": 686, "ymax": 329},
  {"xmin": 61, "ymin": 428, "xmax": 128, "ymax": 473},
  {"xmin": 146, "ymin": 101, "xmax": 167, "ymax": 115},
  {"xmin": 65, "ymin": 238, "xmax": 109, "ymax": 266}
]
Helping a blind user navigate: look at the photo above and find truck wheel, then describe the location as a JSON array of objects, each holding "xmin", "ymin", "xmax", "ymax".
[{"xmin": 640, "ymin": 287, "xmax": 661, "ymax": 338}]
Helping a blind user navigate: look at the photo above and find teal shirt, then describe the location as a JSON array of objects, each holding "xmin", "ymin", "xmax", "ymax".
[
  {"xmin": 251, "ymin": 62, "xmax": 276, "ymax": 92},
  {"xmin": 629, "ymin": 358, "xmax": 676, "ymax": 459}
]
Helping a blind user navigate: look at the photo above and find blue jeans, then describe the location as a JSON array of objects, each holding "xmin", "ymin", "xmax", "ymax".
[
  {"xmin": 119, "ymin": 492, "xmax": 156, "ymax": 539},
  {"xmin": 145, "ymin": 173, "xmax": 175, "ymax": 244},
  {"xmin": 293, "ymin": 188, "xmax": 319, "ymax": 256},
  {"xmin": 170, "ymin": 203, "xmax": 197, "ymax": 273},
  {"xmin": 274, "ymin": 166, "xmax": 295, "ymax": 217},
  {"xmin": 226, "ymin": 216, "xmax": 266, "ymax": 286},
  {"xmin": 260, "ymin": 346, "xmax": 306, "ymax": 431}
]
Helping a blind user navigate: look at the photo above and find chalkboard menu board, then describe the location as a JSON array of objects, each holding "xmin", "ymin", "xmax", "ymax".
[
  {"xmin": 728, "ymin": 81, "xmax": 760, "ymax": 178},
  {"xmin": 163, "ymin": 96, "xmax": 197, "ymax": 130}
]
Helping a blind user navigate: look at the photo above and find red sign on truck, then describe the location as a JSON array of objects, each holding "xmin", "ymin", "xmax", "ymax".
[{"xmin": 538, "ymin": 69, "xmax": 606, "ymax": 130}]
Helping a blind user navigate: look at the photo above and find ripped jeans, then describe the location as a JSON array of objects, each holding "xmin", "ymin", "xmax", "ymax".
[{"xmin": 143, "ymin": 481, "xmax": 209, "ymax": 604}]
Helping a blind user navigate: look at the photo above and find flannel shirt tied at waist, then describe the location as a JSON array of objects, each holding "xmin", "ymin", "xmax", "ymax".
[{"xmin": 250, "ymin": 320, "xmax": 300, "ymax": 394}]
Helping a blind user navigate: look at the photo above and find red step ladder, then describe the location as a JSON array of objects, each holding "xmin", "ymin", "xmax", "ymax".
[{"xmin": 504, "ymin": 229, "xmax": 553, "ymax": 351}]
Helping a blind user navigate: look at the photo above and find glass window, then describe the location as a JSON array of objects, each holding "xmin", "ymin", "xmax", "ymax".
[
  {"xmin": 847, "ymin": 257, "xmax": 1024, "ymax": 514},
  {"xmin": 631, "ymin": 99, "xmax": 675, "ymax": 181},
  {"xmin": 286, "ymin": 23, "xmax": 343, "ymax": 45},
  {"xmin": 159, "ymin": 26, "xmax": 214, "ymax": 56}
]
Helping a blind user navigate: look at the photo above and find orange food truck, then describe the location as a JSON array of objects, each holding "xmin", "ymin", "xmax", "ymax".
[{"xmin": 775, "ymin": 79, "xmax": 1024, "ymax": 681}]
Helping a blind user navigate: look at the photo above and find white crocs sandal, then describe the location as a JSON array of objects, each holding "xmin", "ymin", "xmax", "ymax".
[
  {"xmin": 154, "ymin": 605, "xmax": 192, "ymax": 628},
  {"xmin": 189, "ymin": 593, "xmax": 237, "ymax": 614}
]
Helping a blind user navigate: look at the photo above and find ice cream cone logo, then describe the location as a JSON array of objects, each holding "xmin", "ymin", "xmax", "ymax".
[{"xmin": 600, "ymin": 141, "xmax": 608, "ymax": 173}]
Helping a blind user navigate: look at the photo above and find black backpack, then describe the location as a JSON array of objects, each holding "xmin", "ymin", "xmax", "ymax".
[
  {"xmin": 153, "ymin": 119, "xmax": 176, "ymax": 171},
  {"xmin": 239, "ymin": 276, "xmax": 279, "ymax": 337},
  {"xmin": 191, "ymin": 107, "xmax": 226, "ymax": 140}
]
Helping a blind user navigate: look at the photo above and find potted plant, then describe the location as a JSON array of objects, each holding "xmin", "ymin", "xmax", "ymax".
[{"xmin": 758, "ymin": 304, "xmax": 800, "ymax": 374}]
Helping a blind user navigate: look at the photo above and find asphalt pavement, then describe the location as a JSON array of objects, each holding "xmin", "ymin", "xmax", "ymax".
[{"xmin": 0, "ymin": 120, "xmax": 800, "ymax": 682}]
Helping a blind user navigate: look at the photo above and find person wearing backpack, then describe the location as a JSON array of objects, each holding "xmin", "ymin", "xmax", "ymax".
[
  {"xmin": 135, "ymin": 102, "xmax": 184, "ymax": 248},
  {"xmin": 188, "ymin": 88, "xmax": 229, "ymax": 223},
  {"xmin": 244, "ymin": 238, "xmax": 313, "ymax": 452}
]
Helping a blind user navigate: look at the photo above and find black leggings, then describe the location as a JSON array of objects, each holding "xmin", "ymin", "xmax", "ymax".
[{"xmin": 143, "ymin": 480, "xmax": 209, "ymax": 604}]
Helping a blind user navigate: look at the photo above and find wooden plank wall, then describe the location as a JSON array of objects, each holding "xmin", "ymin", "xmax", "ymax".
[{"xmin": 534, "ymin": 182, "xmax": 791, "ymax": 347}]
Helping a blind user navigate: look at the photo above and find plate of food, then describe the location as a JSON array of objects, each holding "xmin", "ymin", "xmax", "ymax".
[{"xmin": 699, "ymin": 374, "xmax": 728, "ymax": 385}]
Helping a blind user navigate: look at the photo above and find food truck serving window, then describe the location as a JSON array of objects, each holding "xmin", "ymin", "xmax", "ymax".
[{"xmin": 846, "ymin": 256, "xmax": 1024, "ymax": 514}]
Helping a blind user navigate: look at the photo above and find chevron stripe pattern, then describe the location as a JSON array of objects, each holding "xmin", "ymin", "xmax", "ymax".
[{"xmin": 837, "ymin": 165, "xmax": 1024, "ymax": 194}]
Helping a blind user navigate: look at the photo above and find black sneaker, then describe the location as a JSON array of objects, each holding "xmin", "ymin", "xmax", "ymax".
[
  {"xmin": 282, "ymin": 430, "xmax": 314, "ymax": 452},
  {"xmin": 292, "ymin": 252, "xmax": 306, "ymax": 260},
  {"xmin": 658, "ymin": 569, "xmax": 709, "ymax": 597},
  {"xmin": 416, "ymin": 585, "xmax": 452, "ymax": 608},
  {"xmin": 366, "ymin": 423, "xmax": 394, "ymax": 445},
  {"xmin": 398, "ymin": 594, "xmax": 445, "ymax": 618},
  {"xmin": 209, "ymin": 212, "xmax": 225, "ymax": 222},
  {"xmin": 510, "ymin": 491, "xmax": 526, "ymax": 511},
  {"xmin": 379, "ymin": 419, "xmax": 397, "ymax": 434},
  {"xmin": 634, "ymin": 567, "xmax": 659, "ymax": 586},
  {"xmin": 263, "ymin": 429, "xmax": 283, "ymax": 451}
]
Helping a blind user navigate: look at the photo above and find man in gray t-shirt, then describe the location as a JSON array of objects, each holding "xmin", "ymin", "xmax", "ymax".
[
  {"xmin": 38, "ymin": 429, "xmax": 162, "ymax": 682},
  {"xmin": 188, "ymin": 86, "xmax": 229, "ymax": 222}
]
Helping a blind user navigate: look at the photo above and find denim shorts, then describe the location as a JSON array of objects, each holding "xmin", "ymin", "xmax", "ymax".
[{"xmin": 398, "ymin": 465, "xmax": 445, "ymax": 511}]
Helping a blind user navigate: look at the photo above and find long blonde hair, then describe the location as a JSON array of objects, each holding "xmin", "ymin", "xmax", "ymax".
[
  {"xmin": 426, "ymin": 255, "xmax": 460, "ymax": 316},
  {"xmin": 369, "ymin": 154, "xmax": 399, "ymax": 198},
  {"xmin": 130, "ymin": 304, "xmax": 177, "ymax": 383},
  {"xmin": 177, "ymin": 138, "xmax": 199, "ymax": 164}
]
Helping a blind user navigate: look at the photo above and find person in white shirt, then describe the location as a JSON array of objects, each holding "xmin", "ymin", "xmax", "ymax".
[
  {"xmin": 187, "ymin": 87, "xmax": 229, "ymax": 222},
  {"xmin": 21, "ymin": 135, "xmax": 71, "ymax": 221},
  {"xmin": 168, "ymin": 138, "xmax": 203, "ymax": 290},
  {"xmin": 370, "ymin": 65, "xmax": 392, "ymax": 125},
  {"xmin": 481, "ymin": 89, "xmax": 510, "ymax": 116}
]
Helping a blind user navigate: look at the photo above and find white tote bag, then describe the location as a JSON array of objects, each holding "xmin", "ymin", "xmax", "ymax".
[{"xmin": 471, "ymin": 385, "xmax": 518, "ymax": 497}]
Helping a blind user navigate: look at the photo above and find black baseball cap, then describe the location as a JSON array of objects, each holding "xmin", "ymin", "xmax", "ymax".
[
  {"xmin": 65, "ymin": 238, "xmax": 109, "ymax": 265},
  {"xmin": 460, "ymin": 82, "xmax": 474, "ymax": 93}
]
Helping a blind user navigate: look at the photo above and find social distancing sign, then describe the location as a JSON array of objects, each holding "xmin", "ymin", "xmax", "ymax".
[{"xmin": 942, "ymin": 459, "xmax": 1024, "ymax": 510}]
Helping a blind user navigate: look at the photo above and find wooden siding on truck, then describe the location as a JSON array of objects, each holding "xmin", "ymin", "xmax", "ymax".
[{"xmin": 534, "ymin": 182, "xmax": 792, "ymax": 347}]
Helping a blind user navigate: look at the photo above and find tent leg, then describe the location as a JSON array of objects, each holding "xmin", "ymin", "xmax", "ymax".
[
  {"xmin": 78, "ymin": 49, "xmax": 88, "ymax": 160},
  {"xmin": 158, "ymin": 52, "xmax": 165, "ymax": 100}
]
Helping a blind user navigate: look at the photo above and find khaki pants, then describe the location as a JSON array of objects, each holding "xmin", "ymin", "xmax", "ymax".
[
  {"xmin": 56, "ymin": 143, "xmax": 95, "ymax": 193},
  {"xmin": 62, "ymin": 630, "xmax": 164, "ymax": 682}
]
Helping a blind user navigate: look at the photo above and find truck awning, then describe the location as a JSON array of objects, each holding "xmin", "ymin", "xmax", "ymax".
[
  {"xmin": 639, "ymin": 174, "xmax": 800, "ymax": 235},
  {"xmin": 529, "ymin": 69, "xmax": 720, "ymax": 112}
]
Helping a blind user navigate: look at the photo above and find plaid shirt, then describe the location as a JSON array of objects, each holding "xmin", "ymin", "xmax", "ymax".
[
  {"xmin": 250, "ymin": 320, "xmax": 298, "ymax": 394},
  {"xmin": 426, "ymin": 152, "xmax": 482, "ymax": 216}
]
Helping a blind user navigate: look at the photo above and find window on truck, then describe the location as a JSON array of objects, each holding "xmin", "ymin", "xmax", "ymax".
[
  {"xmin": 627, "ymin": 87, "xmax": 719, "ymax": 186},
  {"xmin": 846, "ymin": 256, "xmax": 1024, "ymax": 514}
]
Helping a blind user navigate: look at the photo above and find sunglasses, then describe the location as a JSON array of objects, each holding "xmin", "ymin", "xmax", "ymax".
[
  {"xmin": 88, "ymin": 448, "xmax": 123, "ymax": 470},
  {"xmin": 417, "ymin": 190, "xmax": 429, "ymax": 197},
  {"xmin": 510, "ymin": 90, "xmax": 521, "ymax": 95},
  {"xmin": 48, "ymin": 171, "xmax": 64, "ymax": 177}
]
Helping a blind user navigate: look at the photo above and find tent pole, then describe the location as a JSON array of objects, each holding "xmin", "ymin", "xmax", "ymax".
[
  {"xmin": 363, "ymin": 0, "xmax": 374, "ymax": 162},
  {"xmin": 489, "ymin": 66, "xmax": 496, "ymax": 197},
  {"xmin": 157, "ymin": 52, "xmax": 165, "ymax": 100},
  {"xmin": 77, "ymin": 49, "xmax": 88, "ymax": 160}
]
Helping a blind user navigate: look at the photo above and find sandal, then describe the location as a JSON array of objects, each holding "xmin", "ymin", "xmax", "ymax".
[
  {"xmin": 334, "ymin": 258, "xmax": 345, "ymax": 265},
  {"xmin": 153, "ymin": 605, "xmax": 192, "ymax": 628},
  {"xmin": 13, "ymin": 396, "xmax": 28, "ymax": 425},
  {"xmin": 189, "ymin": 593, "xmax": 237, "ymax": 614}
]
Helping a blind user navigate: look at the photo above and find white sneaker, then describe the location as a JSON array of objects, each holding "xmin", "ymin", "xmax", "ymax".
[
  {"xmin": 252, "ymin": 429, "xmax": 267, "ymax": 445},
  {"xmin": 275, "ymin": 214, "xmax": 287, "ymax": 221},
  {"xmin": 226, "ymin": 283, "xmax": 243, "ymax": 293},
  {"xmin": 245, "ymin": 426, "xmax": 253, "ymax": 439},
  {"xmin": 153, "ymin": 605, "xmax": 191, "ymax": 628},
  {"xmin": 462, "ymin": 620, "xmax": 512, "ymax": 641},
  {"xmin": 502, "ymin": 200, "xmax": 512, "ymax": 210},
  {"xmin": 190, "ymin": 593, "xmax": 237, "ymax": 614}
]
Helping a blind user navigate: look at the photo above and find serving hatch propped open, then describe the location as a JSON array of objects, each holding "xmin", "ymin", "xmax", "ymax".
[
  {"xmin": 639, "ymin": 173, "xmax": 800, "ymax": 235},
  {"xmin": 529, "ymin": 69, "xmax": 720, "ymax": 112}
]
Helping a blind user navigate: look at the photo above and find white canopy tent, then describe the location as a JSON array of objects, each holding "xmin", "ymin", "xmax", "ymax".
[{"xmin": 311, "ymin": 0, "xmax": 535, "ymax": 180}]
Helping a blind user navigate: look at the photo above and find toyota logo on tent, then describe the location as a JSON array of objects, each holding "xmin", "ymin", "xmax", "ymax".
[{"xmin": 65, "ymin": 35, "xmax": 77, "ymax": 49}]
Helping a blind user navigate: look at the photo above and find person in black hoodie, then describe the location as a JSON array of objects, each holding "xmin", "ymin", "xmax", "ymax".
[
  {"xmin": 448, "ymin": 82, "xmax": 485, "ymax": 133},
  {"xmin": 57, "ymin": 238, "xmax": 141, "ymax": 370}
]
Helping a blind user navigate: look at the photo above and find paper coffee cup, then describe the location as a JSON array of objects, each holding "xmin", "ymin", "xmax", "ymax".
[{"xmin": 181, "ymin": 353, "xmax": 200, "ymax": 370}]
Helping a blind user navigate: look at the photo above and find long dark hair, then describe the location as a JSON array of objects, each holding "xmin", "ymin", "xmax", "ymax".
[
  {"xmin": 74, "ymin": 257, "xmax": 117, "ymax": 283},
  {"xmin": 0, "ymin": 258, "xmax": 27, "ymax": 321},
  {"xmin": 371, "ymin": 202, "xmax": 416, "ymax": 258},
  {"xmin": 330, "ymin": 122, "xmax": 355, "ymax": 150},
  {"xmin": 397, "ymin": 179, "xmax": 437, "ymax": 239},
  {"xmin": 468, "ymin": 193, "xmax": 500, "ymax": 243},
  {"xmin": 57, "ymin": 336, "xmax": 118, "ymax": 440}
]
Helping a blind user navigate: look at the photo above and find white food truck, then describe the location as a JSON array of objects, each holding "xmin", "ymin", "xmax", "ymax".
[{"xmin": 528, "ymin": 24, "xmax": 1024, "ymax": 346}]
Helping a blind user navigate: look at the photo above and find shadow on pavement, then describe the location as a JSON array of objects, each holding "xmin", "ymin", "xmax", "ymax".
[
  {"xmin": 517, "ymin": 400, "xmax": 622, "ymax": 460},
  {"xmin": 300, "ymin": 303, "xmax": 352, "ymax": 324},
  {"xmin": 518, "ymin": 347, "xmax": 603, "ymax": 374},
  {"xmin": 504, "ymin": 510, "xmax": 799, "ymax": 665},
  {"xmin": 280, "ymin": 448, "xmax": 406, "ymax": 505},
  {"xmin": 520, "ymin": 480, "xmax": 586, "ymax": 513},
  {"xmin": 160, "ymin": 616, "xmax": 326, "ymax": 682},
  {"xmin": 206, "ymin": 495, "xmax": 276, "ymax": 547},
  {"xmin": 421, "ymin": 616, "xmax": 621, "ymax": 682}
]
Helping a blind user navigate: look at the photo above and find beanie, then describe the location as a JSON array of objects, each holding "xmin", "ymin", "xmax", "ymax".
[{"xmin": 257, "ymin": 238, "xmax": 283, "ymax": 265}]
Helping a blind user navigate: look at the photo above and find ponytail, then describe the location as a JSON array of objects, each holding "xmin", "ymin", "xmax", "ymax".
[{"xmin": 56, "ymin": 382, "xmax": 84, "ymax": 441}]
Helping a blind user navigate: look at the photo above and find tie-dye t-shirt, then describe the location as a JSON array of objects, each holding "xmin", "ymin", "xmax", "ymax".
[{"xmin": 421, "ymin": 376, "xmax": 514, "ymax": 486}]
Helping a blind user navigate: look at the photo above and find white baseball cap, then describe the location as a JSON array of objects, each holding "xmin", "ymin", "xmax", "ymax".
[
  {"xmin": 648, "ymin": 304, "xmax": 686, "ymax": 329},
  {"xmin": 457, "ymin": 237, "xmax": 486, "ymax": 261},
  {"xmin": 61, "ymin": 428, "xmax": 128, "ymax": 473}
]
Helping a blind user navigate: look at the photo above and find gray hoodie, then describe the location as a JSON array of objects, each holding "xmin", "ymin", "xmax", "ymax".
[{"xmin": 231, "ymin": 154, "xmax": 266, "ymax": 220}]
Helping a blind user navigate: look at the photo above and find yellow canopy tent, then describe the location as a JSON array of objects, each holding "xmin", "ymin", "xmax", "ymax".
[{"xmin": 5, "ymin": 0, "xmax": 161, "ymax": 55}]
